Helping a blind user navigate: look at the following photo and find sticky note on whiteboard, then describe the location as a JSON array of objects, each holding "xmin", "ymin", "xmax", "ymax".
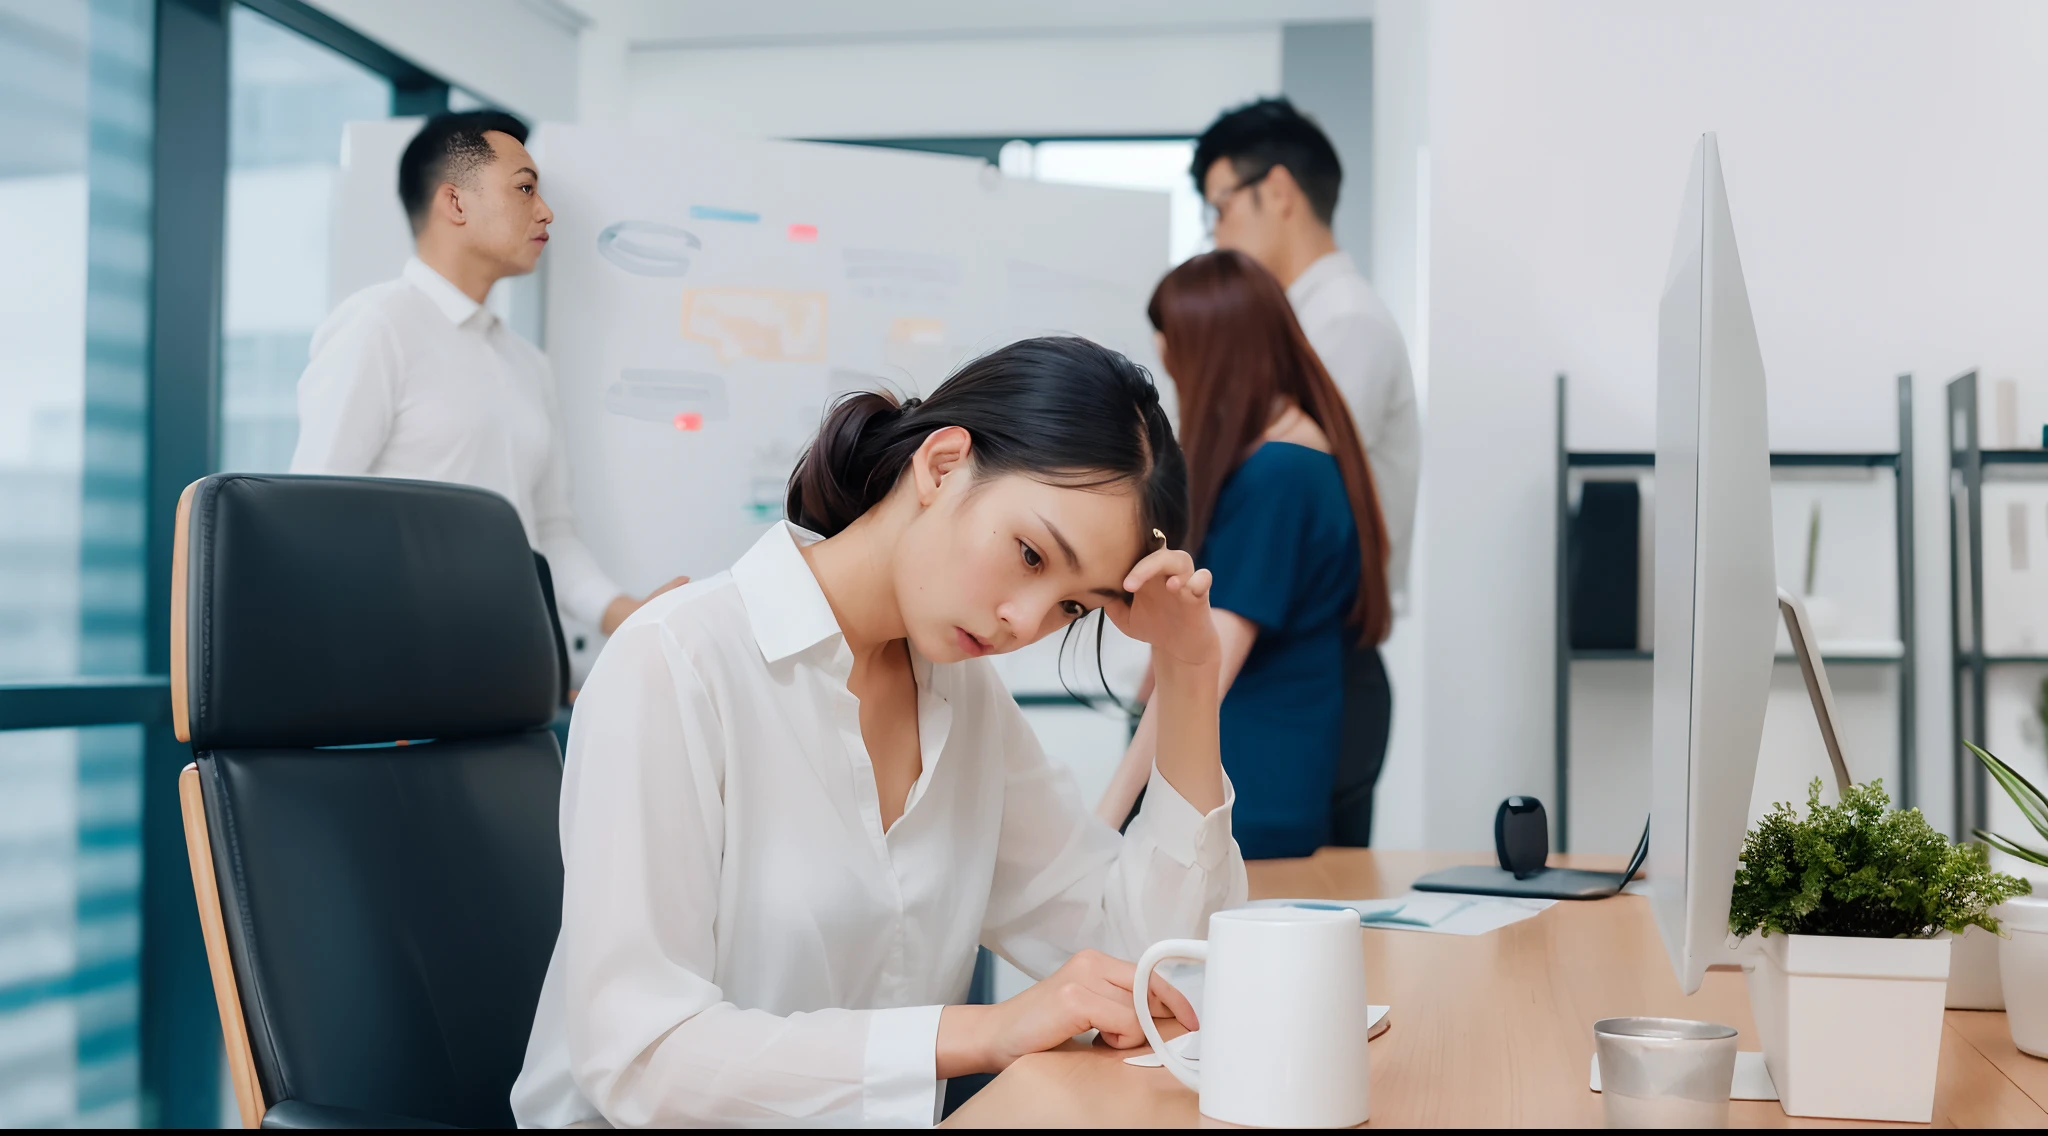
[{"xmin": 690, "ymin": 204, "xmax": 759, "ymax": 223}]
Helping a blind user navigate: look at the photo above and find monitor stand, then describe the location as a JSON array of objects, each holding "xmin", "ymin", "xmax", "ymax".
[
  {"xmin": 1770, "ymin": 587, "xmax": 1853, "ymax": 794},
  {"xmin": 1413, "ymin": 589, "xmax": 1850, "ymax": 902}
]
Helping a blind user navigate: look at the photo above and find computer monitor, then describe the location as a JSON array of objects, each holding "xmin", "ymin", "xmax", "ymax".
[
  {"xmin": 1415, "ymin": 133, "xmax": 1852, "ymax": 930},
  {"xmin": 1648, "ymin": 133, "xmax": 1780, "ymax": 995}
]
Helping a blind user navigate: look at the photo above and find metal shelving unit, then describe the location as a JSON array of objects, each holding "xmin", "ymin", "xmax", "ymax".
[
  {"xmin": 1552, "ymin": 373, "xmax": 1917, "ymax": 850},
  {"xmin": 1946, "ymin": 369, "xmax": 2048, "ymax": 836}
]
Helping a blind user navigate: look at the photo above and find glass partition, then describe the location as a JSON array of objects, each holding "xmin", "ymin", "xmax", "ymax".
[
  {"xmin": 0, "ymin": 0, "xmax": 152, "ymax": 1122},
  {"xmin": 220, "ymin": 3, "xmax": 390, "ymax": 474}
]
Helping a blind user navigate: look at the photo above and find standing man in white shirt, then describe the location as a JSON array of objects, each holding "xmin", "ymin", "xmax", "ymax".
[
  {"xmin": 292, "ymin": 111, "xmax": 684, "ymax": 647},
  {"xmin": 1192, "ymin": 97, "xmax": 1420, "ymax": 847}
]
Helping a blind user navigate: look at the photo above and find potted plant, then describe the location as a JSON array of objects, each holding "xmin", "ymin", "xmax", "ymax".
[
  {"xmin": 1968, "ymin": 741, "xmax": 2048, "ymax": 1058},
  {"xmin": 1731, "ymin": 778, "xmax": 2030, "ymax": 1122},
  {"xmin": 1943, "ymin": 734, "xmax": 2048, "ymax": 1012}
]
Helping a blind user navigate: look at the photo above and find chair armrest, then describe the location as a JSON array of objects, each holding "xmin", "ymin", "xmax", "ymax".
[{"xmin": 259, "ymin": 1099, "xmax": 454, "ymax": 1129}]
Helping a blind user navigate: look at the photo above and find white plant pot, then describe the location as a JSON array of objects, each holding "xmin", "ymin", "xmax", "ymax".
[
  {"xmin": 1946, "ymin": 923, "xmax": 2005, "ymax": 1009},
  {"xmin": 1744, "ymin": 932, "xmax": 1950, "ymax": 1122},
  {"xmin": 1999, "ymin": 897, "xmax": 2048, "ymax": 1059}
]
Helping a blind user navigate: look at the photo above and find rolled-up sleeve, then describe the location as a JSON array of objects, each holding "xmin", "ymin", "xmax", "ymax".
[
  {"xmin": 543, "ymin": 618, "xmax": 940, "ymax": 1127},
  {"xmin": 979, "ymin": 691, "xmax": 1247, "ymax": 979}
]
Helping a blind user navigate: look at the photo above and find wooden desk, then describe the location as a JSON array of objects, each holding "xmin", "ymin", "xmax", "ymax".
[{"xmin": 944, "ymin": 849, "xmax": 2048, "ymax": 1128}]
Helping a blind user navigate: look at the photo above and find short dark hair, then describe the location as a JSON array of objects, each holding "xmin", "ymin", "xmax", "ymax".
[
  {"xmin": 1191, "ymin": 97, "xmax": 1342, "ymax": 228},
  {"xmin": 397, "ymin": 110, "xmax": 530, "ymax": 233}
]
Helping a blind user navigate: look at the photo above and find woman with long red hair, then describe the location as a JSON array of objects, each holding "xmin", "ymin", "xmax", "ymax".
[{"xmin": 1097, "ymin": 249, "xmax": 1391, "ymax": 859}]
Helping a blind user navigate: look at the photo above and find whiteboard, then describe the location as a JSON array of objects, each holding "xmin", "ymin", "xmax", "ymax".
[{"xmin": 330, "ymin": 123, "xmax": 1170, "ymax": 693}]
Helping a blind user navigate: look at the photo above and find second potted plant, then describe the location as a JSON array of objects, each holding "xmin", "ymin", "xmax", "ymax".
[
  {"xmin": 1968, "ymin": 741, "xmax": 2048, "ymax": 1058},
  {"xmin": 1732, "ymin": 778, "xmax": 2029, "ymax": 1122}
]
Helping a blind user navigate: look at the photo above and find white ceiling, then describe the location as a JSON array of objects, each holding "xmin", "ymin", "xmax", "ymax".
[{"xmin": 587, "ymin": 0, "xmax": 1375, "ymax": 48}]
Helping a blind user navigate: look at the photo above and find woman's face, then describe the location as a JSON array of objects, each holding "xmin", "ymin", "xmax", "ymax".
[{"xmin": 892, "ymin": 428, "xmax": 1145, "ymax": 664}]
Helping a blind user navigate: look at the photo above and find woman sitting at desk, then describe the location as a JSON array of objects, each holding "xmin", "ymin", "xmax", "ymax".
[
  {"xmin": 1097, "ymin": 250, "xmax": 1392, "ymax": 860},
  {"xmin": 511, "ymin": 338, "xmax": 1247, "ymax": 1127}
]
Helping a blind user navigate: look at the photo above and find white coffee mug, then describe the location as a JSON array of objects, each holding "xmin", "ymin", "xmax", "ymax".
[{"xmin": 1134, "ymin": 906, "xmax": 1370, "ymax": 1127}]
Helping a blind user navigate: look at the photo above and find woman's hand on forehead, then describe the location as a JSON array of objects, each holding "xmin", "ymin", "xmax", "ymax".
[{"xmin": 1105, "ymin": 544, "xmax": 1217, "ymax": 669}]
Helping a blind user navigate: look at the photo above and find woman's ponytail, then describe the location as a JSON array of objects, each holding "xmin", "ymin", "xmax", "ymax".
[
  {"xmin": 785, "ymin": 390, "xmax": 917, "ymax": 537},
  {"xmin": 781, "ymin": 336, "xmax": 1186, "ymax": 546}
]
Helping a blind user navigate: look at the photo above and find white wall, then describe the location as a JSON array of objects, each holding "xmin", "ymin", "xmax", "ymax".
[
  {"xmin": 306, "ymin": 0, "xmax": 584, "ymax": 120},
  {"xmin": 1417, "ymin": 0, "xmax": 2048, "ymax": 849},
  {"xmin": 626, "ymin": 29, "xmax": 1282, "ymax": 139},
  {"xmin": 1364, "ymin": 1, "xmax": 1431, "ymax": 850},
  {"xmin": 620, "ymin": 0, "xmax": 1373, "ymax": 45},
  {"xmin": 1281, "ymin": 21, "xmax": 1374, "ymax": 280}
]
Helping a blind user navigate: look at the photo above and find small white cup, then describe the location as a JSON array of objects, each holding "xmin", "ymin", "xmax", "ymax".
[{"xmin": 1134, "ymin": 906, "xmax": 1370, "ymax": 1128}]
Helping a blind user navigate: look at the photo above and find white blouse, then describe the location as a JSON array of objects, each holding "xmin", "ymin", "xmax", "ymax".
[{"xmin": 510, "ymin": 523, "xmax": 1246, "ymax": 1127}]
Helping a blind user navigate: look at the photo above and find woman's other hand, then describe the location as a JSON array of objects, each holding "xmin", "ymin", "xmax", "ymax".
[
  {"xmin": 935, "ymin": 949, "xmax": 1197, "ymax": 1077},
  {"xmin": 1106, "ymin": 546, "xmax": 1217, "ymax": 672}
]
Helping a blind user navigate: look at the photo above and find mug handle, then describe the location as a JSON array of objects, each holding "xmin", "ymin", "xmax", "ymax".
[{"xmin": 1133, "ymin": 939, "xmax": 1208, "ymax": 1094}]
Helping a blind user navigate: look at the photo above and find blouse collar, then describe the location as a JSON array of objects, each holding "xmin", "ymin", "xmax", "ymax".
[
  {"xmin": 731, "ymin": 521, "xmax": 941, "ymax": 692},
  {"xmin": 731, "ymin": 521, "xmax": 841, "ymax": 664}
]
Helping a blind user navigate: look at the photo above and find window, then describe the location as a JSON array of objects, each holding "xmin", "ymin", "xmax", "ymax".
[
  {"xmin": 1004, "ymin": 139, "xmax": 1206, "ymax": 267},
  {"xmin": 0, "ymin": 726, "xmax": 144, "ymax": 1127},
  {"xmin": 822, "ymin": 136, "xmax": 1206, "ymax": 269},
  {"xmin": 0, "ymin": 0, "xmax": 153, "ymax": 683},
  {"xmin": 220, "ymin": 4, "xmax": 391, "ymax": 473},
  {"xmin": 0, "ymin": 0, "xmax": 153, "ymax": 1120},
  {"xmin": 3, "ymin": 0, "xmax": 453, "ymax": 1123}
]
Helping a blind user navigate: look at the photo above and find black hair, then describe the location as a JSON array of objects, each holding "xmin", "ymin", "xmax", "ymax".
[
  {"xmin": 397, "ymin": 110, "xmax": 530, "ymax": 234},
  {"xmin": 786, "ymin": 336, "xmax": 1187, "ymax": 551},
  {"xmin": 1191, "ymin": 97, "xmax": 1343, "ymax": 228}
]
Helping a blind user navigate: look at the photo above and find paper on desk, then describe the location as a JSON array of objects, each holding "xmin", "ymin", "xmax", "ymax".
[{"xmin": 1247, "ymin": 894, "xmax": 1555, "ymax": 936}]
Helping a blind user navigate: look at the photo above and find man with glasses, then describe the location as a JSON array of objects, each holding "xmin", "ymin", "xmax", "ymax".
[{"xmin": 1191, "ymin": 97, "xmax": 1419, "ymax": 848}]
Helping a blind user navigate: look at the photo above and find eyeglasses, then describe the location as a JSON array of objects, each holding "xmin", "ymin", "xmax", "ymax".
[{"xmin": 1201, "ymin": 166, "xmax": 1272, "ymax": 234}]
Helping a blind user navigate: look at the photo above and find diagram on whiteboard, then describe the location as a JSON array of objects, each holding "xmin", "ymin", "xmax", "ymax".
[
  {"xmin": 745, "ymin": 435, "xmax": 806, "ymax": 522},
  {"xmin": 681, "ymin": 288, "xmax": 829, "ymax": 363},
  {"xmin": 603, "ymin": 370, "xmax": 729, "ymax": 429},
  {"xmin": 596, "ymin": 220, "xmax": 699, "ymax": 276}
]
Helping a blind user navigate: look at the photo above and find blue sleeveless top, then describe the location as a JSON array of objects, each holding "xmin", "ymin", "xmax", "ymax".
[{"xmin": 1196, "ymin": 442, "xmax": 1361, "ymax": 860}]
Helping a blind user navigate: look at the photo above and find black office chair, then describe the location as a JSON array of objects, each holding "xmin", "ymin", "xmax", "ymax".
[{"xmin": 172, "ymin": 474, "xmax": 566, "ymax": 1129}]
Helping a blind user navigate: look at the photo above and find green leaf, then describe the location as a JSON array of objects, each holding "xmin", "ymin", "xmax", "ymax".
[
  {"xmin": 1975, "ymin": 828, "xmax": 2048, "ymax": 868},
  {"xmin": 1967, "ymin": 741, "xmax": 2048, "ymax": 842},
  {"xmin": 1729, "ymin": 777, "xmax": 2031, "ymax": 939}
]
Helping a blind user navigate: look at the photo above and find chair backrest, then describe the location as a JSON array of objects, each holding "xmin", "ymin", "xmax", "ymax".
[
  {"xmin": 175, "ymin": 474, "xmax": 565, "ymax": 1129},
  {"xmin": 533, "ymin": 551, "xmax": 572, "ymax": 707}
]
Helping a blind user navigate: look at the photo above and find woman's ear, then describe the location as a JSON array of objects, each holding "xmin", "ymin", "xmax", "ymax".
[{"xmin": 910, "ymin": 425, "xmax": 973, "ymax": 506}]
